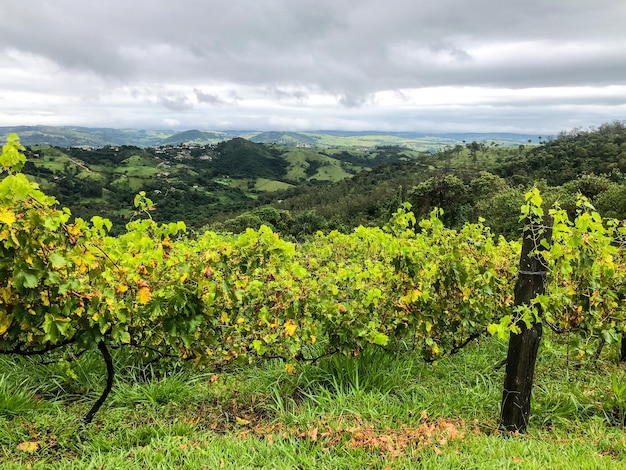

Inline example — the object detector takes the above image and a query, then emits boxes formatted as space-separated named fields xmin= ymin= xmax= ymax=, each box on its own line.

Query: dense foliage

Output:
xmin=262 ymin=121 xmax=626 ymax=239
xmin=2 ymin=132 xmax=626 ymax=427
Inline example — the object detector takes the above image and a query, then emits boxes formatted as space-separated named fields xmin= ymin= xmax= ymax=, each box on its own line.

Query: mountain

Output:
xmin=0 ymin=126 xmax=543 ymax=149
xmin=249 ymin=131 xmax=319 ymax=146
xmin=0 ymin=126 xmax=172 ymax=147
xmin=159 ymin=130 xmax=230 ymax=146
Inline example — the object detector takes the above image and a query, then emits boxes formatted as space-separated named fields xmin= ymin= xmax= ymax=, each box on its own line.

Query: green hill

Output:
xmin=212 ymin=138 xmax=288 ymax=180
xmin=0 ymin=126 xmax=172 ymax=147
xmin=249 ymin=131 xmax=319 ymax=146
xmin=0 ymin=125 xmax=539 ymax=149
xmin=222 ymin=122 xmax=626 ymax=239
xmin=17 ymin=136 xmax=422 ymax=233
xmin=14 ymin=122 xmax=626 ymax=240
xmin=160 ymin=130 xmax=228 ymax=145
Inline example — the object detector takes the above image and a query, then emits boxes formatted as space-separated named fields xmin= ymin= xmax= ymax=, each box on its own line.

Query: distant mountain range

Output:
xmin=0 ymin=125 xmax=543 ymax=150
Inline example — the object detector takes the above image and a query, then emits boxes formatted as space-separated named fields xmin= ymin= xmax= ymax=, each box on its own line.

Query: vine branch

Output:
xmin=83 ymin=340 xmax=114 ymax=425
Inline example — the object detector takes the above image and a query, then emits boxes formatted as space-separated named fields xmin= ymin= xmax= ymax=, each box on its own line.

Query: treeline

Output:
xmin=220 ymin=121 xmax=626 ymax=239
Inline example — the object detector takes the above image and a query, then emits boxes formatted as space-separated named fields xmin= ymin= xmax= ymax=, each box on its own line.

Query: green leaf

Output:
xmin=42 ymin=314 xmax=59 ymax=343
xmin=14 ymin=269 xmax=40 ymax=289
xmin=48 ymin=252 xmax=67 ymax=268
xmin=252 ymin=339 xmax=268 ymax=354
xmin=0 ymin=174 xmax=34 ymax=201
xmin=0 ymin=134 xmax=26 ymax=172
xmin=113 ymin=327 xmax=131 ymax=344
xmin=369 ymin=332 xmax=389 ymax=346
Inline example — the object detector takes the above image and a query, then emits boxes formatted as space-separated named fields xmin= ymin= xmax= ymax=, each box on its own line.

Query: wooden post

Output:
xmin=500 ymin=219 xmax=552 ymax=433
xmin=621 ymin=335 xmax=626 ymax=362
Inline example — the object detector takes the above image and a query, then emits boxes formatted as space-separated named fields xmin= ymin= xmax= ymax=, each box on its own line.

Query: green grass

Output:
xmin=254 ymin=178 xmax=295 ymax=192
xmin=110 ymin=175 xmax=151 ymax=192
xmin=281 ymin=148 xmax=361 ymax=183
xmin=1 ymin=337 xmax=625 ymax=468
xmin=310 ymin=163 xmax=353 ymax=182
xmin=299 ymin=133 xmax=458 ymax=151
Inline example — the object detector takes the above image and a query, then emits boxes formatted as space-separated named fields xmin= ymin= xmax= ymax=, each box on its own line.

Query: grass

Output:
xmin=1 ymin=336 xmax=625 ymax=468
xmin=281 ymin=148 xmax=361 ymax=183
xmin=310 ymin=163 xmax=353 ymax=182
xmin=254 ymin=178 xmax=295 ymax=192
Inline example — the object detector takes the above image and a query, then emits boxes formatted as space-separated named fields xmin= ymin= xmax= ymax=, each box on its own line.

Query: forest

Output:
xmin=16 ymin=121 xmax=626 ymax=241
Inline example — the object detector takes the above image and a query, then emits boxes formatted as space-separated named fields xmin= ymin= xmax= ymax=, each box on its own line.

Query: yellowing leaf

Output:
xmin=0 ymin=208 xmax=16 ymax=226
xmin=16 ymin=441 xmax=40 ymax=452
xmin=0 ymin=286 xmax=11 ymax=303
xmin=310 ymin=335 xmax=316 ymax=345
xmin=284 ymin=319 xmax=297 ymax=337
xmin=115 ymin=283 xmax=129 ymax=294
xmin=285 ymin=363 xmax=296 ymax=375
xmin=235 ymin=416 xmax=251 ymax=425
xmin=402 ymin=288 xmax=421 ymax=303
xmin=0 ymin=309 xmax=12 ymax=335
xmin=138 ymin=286 xmax=152 ymax=304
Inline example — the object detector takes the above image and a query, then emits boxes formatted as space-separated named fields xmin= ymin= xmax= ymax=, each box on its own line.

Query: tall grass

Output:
xmin=1 ymin=335 xmax=625 ymax=468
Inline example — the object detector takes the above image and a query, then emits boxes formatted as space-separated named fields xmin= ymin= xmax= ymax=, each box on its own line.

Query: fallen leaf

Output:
xmin=17 ymin=441 xmax=40 ymax=452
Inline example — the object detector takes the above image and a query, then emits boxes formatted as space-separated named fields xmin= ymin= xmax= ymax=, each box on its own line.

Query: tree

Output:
xmin=408 ymin=175 xmax=468 ymax=227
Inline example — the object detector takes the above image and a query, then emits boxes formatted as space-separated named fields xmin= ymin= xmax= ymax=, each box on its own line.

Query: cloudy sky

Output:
xmin=1 ymin=0 xmax=625 ymax=134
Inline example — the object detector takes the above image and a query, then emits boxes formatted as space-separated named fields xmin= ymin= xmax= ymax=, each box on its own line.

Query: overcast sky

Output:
xmin=1 ymin=0 xmax=625 ymax=134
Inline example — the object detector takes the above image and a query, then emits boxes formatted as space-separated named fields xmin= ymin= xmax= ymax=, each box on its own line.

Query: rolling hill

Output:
xmin=0 ymin=125 xmax=541 ymax=149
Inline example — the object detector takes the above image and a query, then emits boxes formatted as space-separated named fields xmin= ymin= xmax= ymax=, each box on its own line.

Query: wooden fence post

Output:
xmin=500 ymin=218 xmax=552 ymax=433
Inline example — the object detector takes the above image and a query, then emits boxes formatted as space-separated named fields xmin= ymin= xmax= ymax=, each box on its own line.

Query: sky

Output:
xmin=1 ymin=0 xmax=625 ymax=134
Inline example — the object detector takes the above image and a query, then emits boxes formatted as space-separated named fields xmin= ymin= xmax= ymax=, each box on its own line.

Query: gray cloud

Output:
xmin=0 ymin=0 xmax=625 ymax=132
xmin=158 ymin=93 xmax=194 ymax=112
xmin=194 ymin=88 xmax=227 ymax=105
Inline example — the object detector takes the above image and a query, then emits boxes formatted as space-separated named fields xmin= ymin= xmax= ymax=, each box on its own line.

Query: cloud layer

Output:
xmin=1 ymin=0 xmax=624 ymax=133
